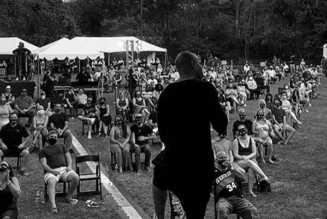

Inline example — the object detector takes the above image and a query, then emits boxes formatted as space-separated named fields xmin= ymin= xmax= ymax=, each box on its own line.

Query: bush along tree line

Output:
xmin=1 ymin=0 xmax=326 ymax=64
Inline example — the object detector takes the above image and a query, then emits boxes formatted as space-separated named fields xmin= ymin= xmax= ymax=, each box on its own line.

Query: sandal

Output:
xmin=66 ymin=198 xmax=78 ymax=205
xmin=51 ymin=207 xmax=59 ymax=214
xmin=86 ymin=200 xmax=99 ymax=208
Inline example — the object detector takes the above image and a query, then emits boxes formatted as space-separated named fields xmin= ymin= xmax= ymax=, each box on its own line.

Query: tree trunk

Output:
xmin=235 ymin=0 xmax=241 ymax=39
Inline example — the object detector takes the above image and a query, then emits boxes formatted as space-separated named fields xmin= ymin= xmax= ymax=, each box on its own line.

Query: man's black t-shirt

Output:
xmin=130 ymin=124 xmax=153 ymax=146
xmin=0 ymin=123 xmax=29 ymax=147
xmin=83 ymin=104 xmax=96 ymax=116
xmin=271 ymin=107 xmax=286 ymax=124
xmin=49 ymin=113 xmax=68 ymax=129
xmin=36 ymin=97 xmax=51 ymax=110
xmin=233 ymin=119 xmax=253 ymax=137
xmin=39 ymin=144 xmax=68 ymax=169
xmin=157 ymin=79 xmax=228 ymax=173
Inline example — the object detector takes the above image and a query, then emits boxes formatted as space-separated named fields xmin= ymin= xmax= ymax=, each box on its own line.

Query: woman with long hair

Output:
xmin=32 ymin=105 xmax=48 ymax=151
xmin=132 ymin=90 xmax=150 ymax=123
xmin=252 ymin=109 xmax=274 ymax=164
xmin=232 ymin=124 xmax=269 ymax=197
xmin=110 ymin=115 xmax=132 ymax=172
xmin=0 ymin=97 xmax=13 ymax=130
xmin=0 ymin=161 xmax=21 ymax=219
xmin=116 ymin=92 xmax=129 ymax=121
xmin=265 ymin=93 xmax=274 ymax=110
xmin=96 ymin=97 xmax=112 ymax=137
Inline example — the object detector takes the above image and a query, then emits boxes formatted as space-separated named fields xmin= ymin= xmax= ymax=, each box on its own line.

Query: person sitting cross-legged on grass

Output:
xmin=130 ymin=113 xmax=156 ymax=174
xmin=49 ymin=104 xmax=73 ymax=152
xmin=39 ymin=131 xmax=80 ymax=214
xmin=271 ymin=99 xmax=296 ymax=145
xmin=110 ymin=115 xmax=132 ymax=173
xmin=77 ymin=95 xmax=99 ymax=139
xmin=214 ymin=151 xmax=260 ymax=219
xmin=0 ymin=113 xmax=30 ymax=176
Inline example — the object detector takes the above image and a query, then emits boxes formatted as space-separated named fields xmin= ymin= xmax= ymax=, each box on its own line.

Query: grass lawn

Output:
xmin=4 ymin=148 xmax=121 ymax=219
xmin=69 ymin=76 xmax=327 ymax=219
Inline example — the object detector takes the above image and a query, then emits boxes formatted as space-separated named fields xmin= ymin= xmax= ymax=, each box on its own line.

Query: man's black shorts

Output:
xmin=1 ymin=148 xmax=25 ymax=157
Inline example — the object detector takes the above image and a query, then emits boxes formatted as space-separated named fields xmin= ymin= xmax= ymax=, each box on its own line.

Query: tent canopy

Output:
xmin=34 ymin=38 xmax=104 ymax=60
xmin=71 ymin=37 xmax=167 ymax=53
xmin=0 ymin=37 xmax=39 ymax=55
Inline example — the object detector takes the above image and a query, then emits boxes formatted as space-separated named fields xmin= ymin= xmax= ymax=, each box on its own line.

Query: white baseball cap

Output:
xmin=5 ymin=85 xmax=11 ymax=89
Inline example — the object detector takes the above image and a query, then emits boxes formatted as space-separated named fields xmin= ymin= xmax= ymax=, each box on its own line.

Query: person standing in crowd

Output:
xmin=14 ymin=89 xmax=35 ymax=128
xmin=0 ymin=161 xmax=21 ymax=219
xmin=153 ymin=51 xmax=228 ymax=219
xmin=1 ymin=86 xmax=15 ymax=107
xmin=43 ymin=70 xmax=56 ymax=100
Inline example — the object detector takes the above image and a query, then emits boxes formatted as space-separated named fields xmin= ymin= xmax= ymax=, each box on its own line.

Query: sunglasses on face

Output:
xmin=0 ymin=164 xmax=9 ymax=172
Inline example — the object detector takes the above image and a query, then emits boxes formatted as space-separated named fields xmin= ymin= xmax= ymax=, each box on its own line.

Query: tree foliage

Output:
xmin=0 ymin=0 xmax=326 ymax=63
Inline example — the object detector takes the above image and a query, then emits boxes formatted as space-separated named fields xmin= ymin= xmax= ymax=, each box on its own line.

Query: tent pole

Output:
xmin=38 ymin=57 xmax=40 ymax=98
xmin=101 ymin=58 xmax=104 ymax=97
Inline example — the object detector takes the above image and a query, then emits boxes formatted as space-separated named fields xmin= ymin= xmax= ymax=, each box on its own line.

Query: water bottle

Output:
xmin=39 ymin=191 xmax=44 ymax=204
xmin=35 ymin=190 xmax=40 ymax=208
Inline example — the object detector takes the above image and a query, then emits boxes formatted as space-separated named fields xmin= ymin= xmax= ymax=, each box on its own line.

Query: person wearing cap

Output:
xmin=1 ymin=85 xmax=15 ymax=106
xmin=0 ymin=113 xmax=30 ymax=176
xmin=232 ymin=108 xmax=253 ymax=138
xmin=0 ymin=161 xmax=21 ymax=219
xmin=14 ymin=89 xmax=35 ymax=128
xmin=130 ymin=113 xmax=156 ymax=174
xmin=36 ymin=91 xmax=52 ymax=117
xmin=39 ymin=130 xmax=80 ymax=213
xmin=0 ymin=96 xmax=13 ymax=130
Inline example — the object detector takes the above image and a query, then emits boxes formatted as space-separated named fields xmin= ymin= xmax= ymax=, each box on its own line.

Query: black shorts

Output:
xmin=2 ymin=147 xmax=25 ymax=157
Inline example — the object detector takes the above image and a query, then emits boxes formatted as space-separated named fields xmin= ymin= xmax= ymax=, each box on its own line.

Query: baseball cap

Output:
xmin=5 ymin=85 xmax=11 ymax=89
xmin=22 ymin=89 xmax=27 ymax=92
xmin=238 ymin=108 xmax=246 ymax=115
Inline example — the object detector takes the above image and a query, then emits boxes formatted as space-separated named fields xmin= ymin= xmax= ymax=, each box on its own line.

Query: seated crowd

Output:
xmin=0 ymin=56 xmax=323 ymax=217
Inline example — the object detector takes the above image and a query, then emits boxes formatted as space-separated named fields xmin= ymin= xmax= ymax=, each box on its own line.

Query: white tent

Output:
xmin=34 ymin=38 xmax=104 ymax=60
xmin=0 ymin=37 xmax=39 ymax=55
xmin=323 ymin=44 xmax=327 ymax=58
xmin=71 ymin=36 xmax=167 ymax=53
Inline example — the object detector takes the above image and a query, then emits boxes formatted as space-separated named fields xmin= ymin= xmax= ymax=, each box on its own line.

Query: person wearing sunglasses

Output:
xmin=0 ymin=161 xmax=21 ymax=219
xmin=232 ymin=124 xmax=269 ymax=197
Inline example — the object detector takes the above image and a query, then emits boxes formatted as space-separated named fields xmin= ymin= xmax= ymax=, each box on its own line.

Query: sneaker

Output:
xmin=87 ymin=133 xmax=91 ymax=139
xmin=18 ymin=169 xmax=30 ymax=176
xmin=90 ymin=118 xmax=96 ymax=125
xmin=97 ymin=132 xmax=102 ymax=137
xmin=309 ymin=103 xmax=312 ymax=107
xmin=244 ymin=104 xmax=247 ymax=106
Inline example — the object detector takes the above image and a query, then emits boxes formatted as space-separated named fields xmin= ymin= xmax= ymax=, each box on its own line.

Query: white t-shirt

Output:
xmin=244 ymin=65 xmax=250 ymax=72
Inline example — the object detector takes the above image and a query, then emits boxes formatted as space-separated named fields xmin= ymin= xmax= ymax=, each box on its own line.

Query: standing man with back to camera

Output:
xmin=152 ymin=51 xmax=228 ymax=219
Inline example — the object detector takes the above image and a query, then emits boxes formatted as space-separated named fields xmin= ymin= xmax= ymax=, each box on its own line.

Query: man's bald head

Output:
xmin=175 ymin=51 xmax=203 ymax=79
xmin=216 ymin=151 xmax=227 ymax=160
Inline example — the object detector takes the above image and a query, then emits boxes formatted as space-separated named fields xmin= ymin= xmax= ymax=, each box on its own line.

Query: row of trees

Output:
xmin=1 ymin=0 xmax=326 ymax=64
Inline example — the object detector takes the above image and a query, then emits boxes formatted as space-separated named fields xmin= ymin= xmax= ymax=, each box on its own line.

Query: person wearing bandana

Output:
xmin=39 ymin=131 xmax=79 ymax=213
xmin=130 ymin=113 xmax=156 ymax=174
xmin=0 ymin=113 xmax=30 ymax=176
xmin=214 ymin=151 xmax=259 ymax=219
